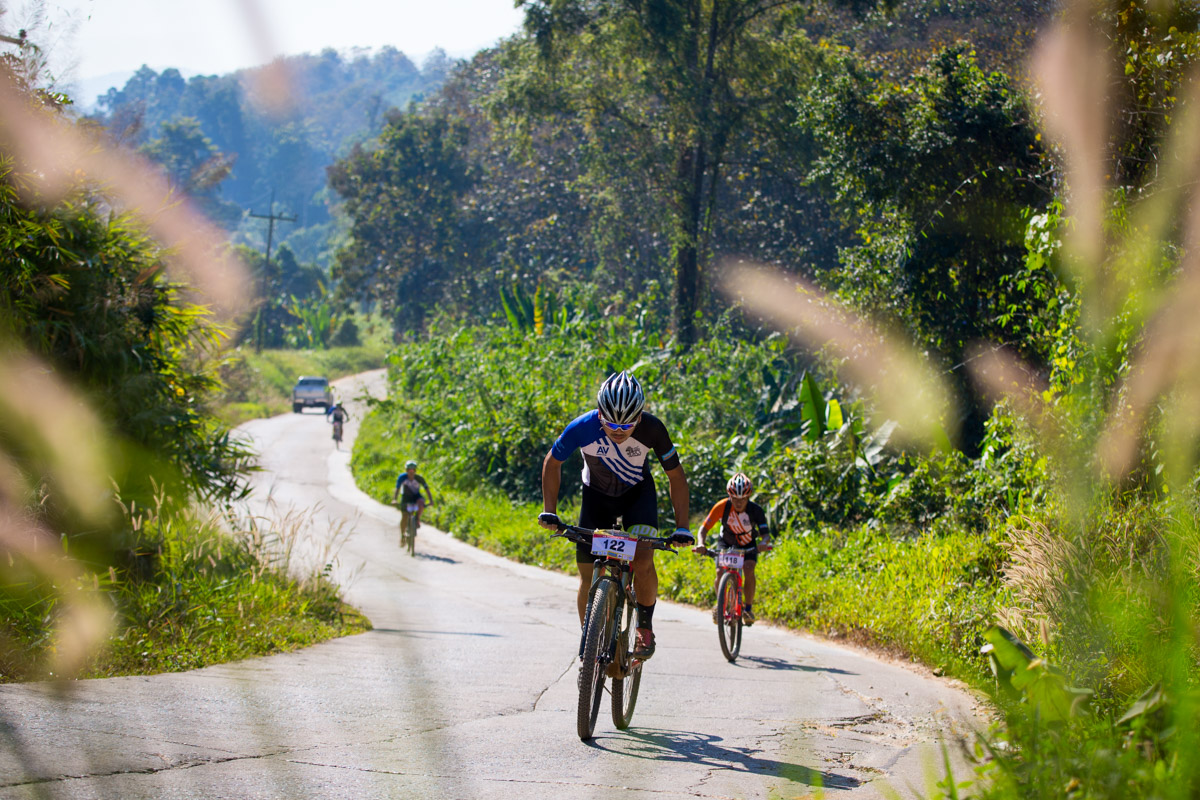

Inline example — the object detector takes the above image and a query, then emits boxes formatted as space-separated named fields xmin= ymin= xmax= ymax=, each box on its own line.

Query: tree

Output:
xmin=799 ymin=45 xmax=1051 ymax=447
xmin=328 ymin=109 xmax=476 ymax=331
xmin=506 ymin=0 xmax=819 ymax=345
xmin=0 ymin=157 xmax=252 ymax=502
xmin=141 ymin=116 xmax=240 ymax=225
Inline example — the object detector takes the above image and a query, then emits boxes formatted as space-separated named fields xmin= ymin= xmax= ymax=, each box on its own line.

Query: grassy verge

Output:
xmin=351 ymin=405 xmax=1004 ymax=680
xmin=213 ymin=344 xmax=388 ymax=426
xmin=0 ymin=498 xmax=370 ymax=683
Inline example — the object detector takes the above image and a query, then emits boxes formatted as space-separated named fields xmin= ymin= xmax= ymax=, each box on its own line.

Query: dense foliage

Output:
xmin=343 ymin=1 xmax=1200 ymax=797
xmin=0 ymin=57 xmax=365 ymax=681
xmin=0 ymin=158 xmax=251 ymax=504
xmin=330 ymin=4 xmax=1053 ymax=445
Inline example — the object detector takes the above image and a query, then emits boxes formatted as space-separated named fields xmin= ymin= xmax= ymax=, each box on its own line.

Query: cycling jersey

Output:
xmin=550 ymin=410 xmax=681 ymax=497
xmin=395 ymin=473 xmax=431 ymax=503
xmin=701 ymin=498 xmax=769 ymax=548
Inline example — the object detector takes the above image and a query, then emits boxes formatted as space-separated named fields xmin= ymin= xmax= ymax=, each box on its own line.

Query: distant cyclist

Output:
xmin=392 ymin=460 xmax=433 ymax=528
xmin=326 ymin=402 xmax=350 ymax=424
xmin=539 ymin=371 xmax=692 ymax=660
xmin=693 ymin=472 xmax=771 ymax=625
xmin=326 ymin=402 xmax=351 ymax=445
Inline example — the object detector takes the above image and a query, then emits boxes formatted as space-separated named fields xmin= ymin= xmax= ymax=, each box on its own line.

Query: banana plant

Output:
xmin=287 ymin=284 xmax=338 ymax=348
xmin=500 ymin=281 xmax=567 ymax=335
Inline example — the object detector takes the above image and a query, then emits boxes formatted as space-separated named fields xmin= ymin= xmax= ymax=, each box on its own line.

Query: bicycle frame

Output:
xmin=705 ymin=543 xmax=770 ymax=604
xmin=579 ymin=554 xmax=636 ymax=665
xmin=717 ymin=563 xmax=744 ymax=615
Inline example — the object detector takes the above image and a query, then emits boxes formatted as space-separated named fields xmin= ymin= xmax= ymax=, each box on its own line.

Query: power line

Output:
xmin=249 ymin=191 xmax=297 ymax=353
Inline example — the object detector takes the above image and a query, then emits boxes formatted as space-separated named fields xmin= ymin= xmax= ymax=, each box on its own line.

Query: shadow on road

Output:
xmin=733 ymin=655 xmax=856 ymax=675
xmin=413 ymin=552 xmax=458 ymax=564
xmin=592 ymin=727 xmax=863 ymax=790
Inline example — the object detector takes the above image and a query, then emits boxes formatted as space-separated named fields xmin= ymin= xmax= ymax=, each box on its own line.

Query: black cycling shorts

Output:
xmin=575 ymin=479 xmax=659 ymax=563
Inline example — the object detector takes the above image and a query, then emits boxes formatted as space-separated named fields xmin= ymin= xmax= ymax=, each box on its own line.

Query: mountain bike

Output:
xmin=538 ymin=512 xmax=676 ymax=741
xmin=700 ymin=544 xmax=771 ymax=662
xmin=399 ymin=501 xmax=430 ymax=556
xmin=331 ymin=418 xmax=344 ymax=447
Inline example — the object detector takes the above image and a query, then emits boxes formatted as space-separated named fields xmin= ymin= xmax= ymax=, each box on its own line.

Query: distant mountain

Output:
xmin=65 ymin=70 xmax=141 ymax=112
xmin=90 ymin=48 xmax=452 ymax=267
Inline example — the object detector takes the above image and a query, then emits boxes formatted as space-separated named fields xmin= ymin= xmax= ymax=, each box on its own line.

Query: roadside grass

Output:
xmin=214 ymin=343 xmax=388 ymax=425
xmin=0 ymin=497 xmax=370 ymax=683
xmin=351 ymin=406 xmax=1004 ymax=680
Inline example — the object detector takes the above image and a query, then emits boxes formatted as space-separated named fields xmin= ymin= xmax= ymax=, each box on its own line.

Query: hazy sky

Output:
xmin=33 ymin=0 xmax=526 ymax=82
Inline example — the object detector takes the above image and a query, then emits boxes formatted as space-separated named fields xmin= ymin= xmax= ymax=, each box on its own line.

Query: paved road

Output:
xmin=0 ymin=371 xmax=985 ymax=799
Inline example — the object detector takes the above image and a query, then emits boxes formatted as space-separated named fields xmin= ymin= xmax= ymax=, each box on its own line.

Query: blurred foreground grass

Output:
xmin=1 ymin=492 xmax=370 ymax=683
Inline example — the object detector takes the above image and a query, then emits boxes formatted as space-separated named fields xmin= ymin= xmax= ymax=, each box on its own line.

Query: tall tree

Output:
xmin=507 ymin=0 xmax=814 ymax=345
xmin=328 ymin=109 xmax=476 ymax=331
xmin=141 ymin=117 xmax=239 ymax=225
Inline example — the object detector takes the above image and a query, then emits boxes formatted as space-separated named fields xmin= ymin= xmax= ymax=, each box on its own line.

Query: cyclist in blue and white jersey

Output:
xmin=539 ymin=371 xmax=692 ymax=660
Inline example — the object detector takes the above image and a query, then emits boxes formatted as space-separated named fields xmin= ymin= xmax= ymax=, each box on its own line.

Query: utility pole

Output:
xmin=249 ymin=191 xmax=297 ymax=352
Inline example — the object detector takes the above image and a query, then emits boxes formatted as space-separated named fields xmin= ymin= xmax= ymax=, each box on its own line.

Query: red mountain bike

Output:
xmin=700 ymin=544 xmax=771 ymax=662
xmin=539 ymin=512 xmax=675 ymax=740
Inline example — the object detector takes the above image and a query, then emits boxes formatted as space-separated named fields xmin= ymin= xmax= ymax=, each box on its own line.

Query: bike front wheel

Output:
xmin=611 ymin=599 xmax=642 ymax=730
xmin=406 ymin=513 xmax=417 ymax=556
xmin=578 ymin=579 xmax=616 ymax=740
xmin=717 ymin=571 xmax=743 ymax=662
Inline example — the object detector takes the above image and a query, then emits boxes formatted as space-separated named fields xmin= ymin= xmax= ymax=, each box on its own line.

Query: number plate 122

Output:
xmin=592 ymin=535 xmax=637 ymax=561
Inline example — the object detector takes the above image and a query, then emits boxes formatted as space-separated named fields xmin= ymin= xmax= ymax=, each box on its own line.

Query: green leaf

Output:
xmin=981 ymin=626 xmax=1090 ymax=723
xmin=826 ymin=398 xmax=843 ymax=429
xmin=799 ymin=371 xmax=826 ymax=443
xmin=1117 ymin=683 xmax=1166 ymax=726
xmin=499 ymin=286 xmax=521 ymax=331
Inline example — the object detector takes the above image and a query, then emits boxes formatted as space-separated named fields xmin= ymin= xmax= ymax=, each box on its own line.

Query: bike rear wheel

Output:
xmin=578 ymin=579 xmax=616 ymax=740
xmin=717 ymin=572 xmax=743 ymax=662
xmin=611 ymin=599 xmax=642 ymax=730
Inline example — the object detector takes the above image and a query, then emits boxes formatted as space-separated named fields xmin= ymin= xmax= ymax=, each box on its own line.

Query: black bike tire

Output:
xmin=578 ymin=579 xmax=615 ymax=740
xmin=717 ymin=572 xmax=743 ymax=662
xmin=406 ymin=513 xmax=417 ymax=556
xmin=611 ymin=600 xmax=642 ymax=730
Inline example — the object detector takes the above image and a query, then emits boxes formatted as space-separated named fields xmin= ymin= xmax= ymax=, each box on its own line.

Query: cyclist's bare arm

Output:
xmin=664 ymin=464 xmax=689 ymax=538
xmin=540 ymin=451 xmax=564 ymax=527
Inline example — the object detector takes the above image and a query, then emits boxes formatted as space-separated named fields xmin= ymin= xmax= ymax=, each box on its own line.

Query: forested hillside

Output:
xmin=331 ymin=0 xmax=1052 ymax=444
xmin=90 ymin=48 xmax=451 ymax=266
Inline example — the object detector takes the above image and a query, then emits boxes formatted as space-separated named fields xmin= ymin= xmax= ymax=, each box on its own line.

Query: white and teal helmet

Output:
xmin=597 ymin=371 xmax=645 ymax=425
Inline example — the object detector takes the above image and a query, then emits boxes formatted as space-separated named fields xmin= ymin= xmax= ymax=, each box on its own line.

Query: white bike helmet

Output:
xmin=727 ymin=472 xmax=753 ymax=499
xmin=596 ymin=371 xmax=645 ymax=425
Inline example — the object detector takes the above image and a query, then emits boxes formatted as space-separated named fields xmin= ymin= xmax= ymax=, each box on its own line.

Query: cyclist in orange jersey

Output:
xmin=693 ymin=472 xmax=771 ymax=625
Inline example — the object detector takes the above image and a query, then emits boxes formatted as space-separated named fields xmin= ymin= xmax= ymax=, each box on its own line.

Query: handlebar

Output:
xmin=697 ymin=543 xmax=773 ymax=558
xmin=538 ymin=512 xmax=678 ymax=552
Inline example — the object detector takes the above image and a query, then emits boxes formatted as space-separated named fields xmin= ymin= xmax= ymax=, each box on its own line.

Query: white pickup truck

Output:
xmin=291 ymin=376 xmax=333 ymax=413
